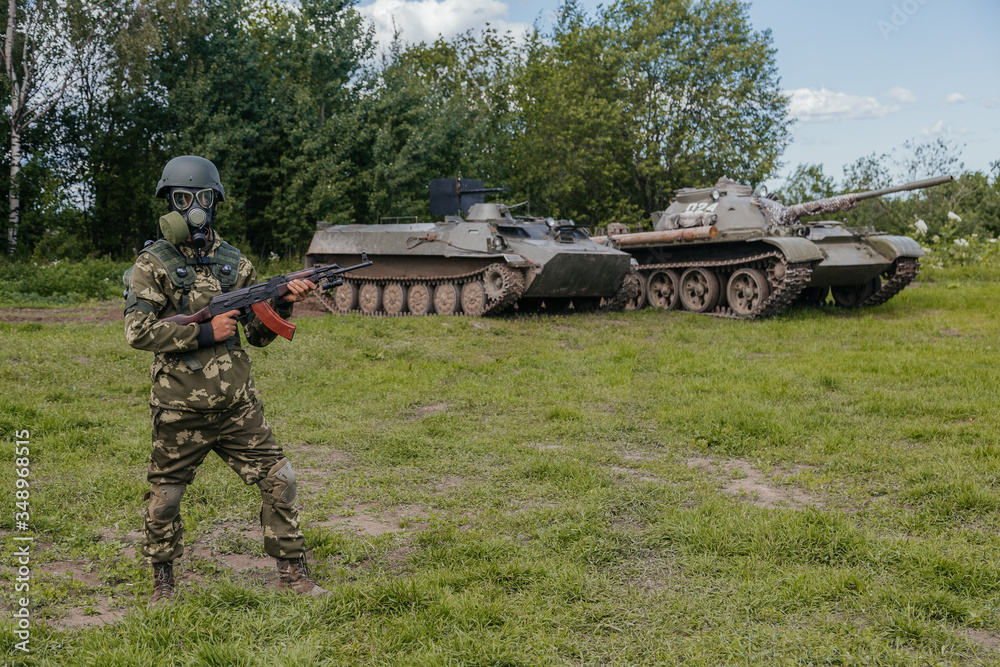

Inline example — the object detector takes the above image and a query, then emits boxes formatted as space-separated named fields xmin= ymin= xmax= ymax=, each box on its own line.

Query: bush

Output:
xmin=0 ymin=252 xmax=305 ymax=306
xmin=0 ymin=257 xmax=134 ymax=305
xmin=918 ymin=233 xmax=1000 ymax=269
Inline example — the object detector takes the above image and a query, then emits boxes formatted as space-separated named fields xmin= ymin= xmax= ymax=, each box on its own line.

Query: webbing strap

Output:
xmin=124 ymin=299 xmax=157 ymax=316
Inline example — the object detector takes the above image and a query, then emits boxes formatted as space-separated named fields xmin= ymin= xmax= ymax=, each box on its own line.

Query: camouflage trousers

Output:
xmin=143 ymin=399 xmax=305 ymax=564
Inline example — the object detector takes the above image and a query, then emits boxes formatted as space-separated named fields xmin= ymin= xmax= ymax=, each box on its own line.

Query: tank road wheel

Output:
xmin=726 ymin=268 xmax=770 ymax=318
xmin=625 ymin=273 xmax=647 ymax=311
xmin=679 ymin=268 xmax=721 ymax=313
xmin=333 ymin=282 xmax=358 ymax=313
xmin=461 ymin=281 xmax=487 ymax=316
xmin=433 ymin=282 xmax=460 ymax=315
xmin=408 ymin=284 xmax=433 ymax=316
xmin=647 ymin=270 xmax=681 ymax=310
xmin=383 ymin=283 xmax=408 ymax=316
xmin=831 ymin=280 xmax=877 ymax=309
xmin=358 ymin=283 xmax=383 ymax=314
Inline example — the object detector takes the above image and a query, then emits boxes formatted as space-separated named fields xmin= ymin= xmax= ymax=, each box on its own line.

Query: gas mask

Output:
xmin=165 ymin=188 xmax=217 ymax=250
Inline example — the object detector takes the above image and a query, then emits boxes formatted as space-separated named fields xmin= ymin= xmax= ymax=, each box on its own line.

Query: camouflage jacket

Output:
xmin=124 ymin=233 xmax=292 ymax=412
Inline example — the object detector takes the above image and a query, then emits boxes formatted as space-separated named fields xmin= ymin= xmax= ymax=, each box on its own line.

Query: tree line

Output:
xmin=2 ymin=0 xmax=996 ymax=262
xmin=1 ymin=0 xmax=790 ymax=259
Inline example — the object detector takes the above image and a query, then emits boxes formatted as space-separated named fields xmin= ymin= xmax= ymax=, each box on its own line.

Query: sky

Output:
xmin=355 ymin=0 xmax=1000 ymax=187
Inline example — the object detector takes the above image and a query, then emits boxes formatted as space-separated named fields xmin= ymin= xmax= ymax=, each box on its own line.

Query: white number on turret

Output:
xmin=684 ymin=203 xmax=719 ymax=213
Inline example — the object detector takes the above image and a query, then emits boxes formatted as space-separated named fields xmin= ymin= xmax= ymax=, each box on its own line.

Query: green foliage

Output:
xmin=6 ymin=0 xmax=372 ymax=259
xmin=777 ymin=163 xmax=837 ymax=203
xmin=0 ymin=257 xmax=133 ymax=304
xmin=151 ymin=0 xmax=372 ymax=256
xmin=355 ymin=27 xmax=524 ymax=223
xmin=781 ymin=138 xmax=1000 ymax=244
xmin=0 ymin=251 xmax=300 ymax=306
xmin=7 ymin=0 xmax=794 ymax=258
xmin=514 ymin=0 xmax=790 ymax=229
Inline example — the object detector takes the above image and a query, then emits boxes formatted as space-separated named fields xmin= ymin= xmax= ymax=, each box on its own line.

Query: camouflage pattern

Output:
xmin=124 ymin=233 xmax=292 ymax=412
xmin=143 ymin=400 xmax=305 ymax=563
xmin=127 ymin=233 xmax=305 ymax=565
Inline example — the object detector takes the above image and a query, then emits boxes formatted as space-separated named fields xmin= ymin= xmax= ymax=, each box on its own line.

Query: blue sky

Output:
xmin=356 ymin=0 xmax=1000 ymax=187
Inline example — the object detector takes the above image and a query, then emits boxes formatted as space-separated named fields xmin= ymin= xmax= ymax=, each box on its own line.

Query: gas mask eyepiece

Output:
xmin=171 ymin=188 xmax=215 ymax=212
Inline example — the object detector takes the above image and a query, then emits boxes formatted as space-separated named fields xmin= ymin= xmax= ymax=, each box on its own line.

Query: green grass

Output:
xmin=2 ymin=271 xmax=1000 ymax=664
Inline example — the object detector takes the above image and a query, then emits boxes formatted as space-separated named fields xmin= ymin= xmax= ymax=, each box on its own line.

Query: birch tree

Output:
xmin=1 ymin=0 xmax=123 ymax=255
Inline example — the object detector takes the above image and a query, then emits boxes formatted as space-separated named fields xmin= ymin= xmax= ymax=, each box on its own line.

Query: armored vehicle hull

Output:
xmin=306 ymin=205 xmax=636 ymax=317
xmin=594 ymin=176 xmax=950 ymax=319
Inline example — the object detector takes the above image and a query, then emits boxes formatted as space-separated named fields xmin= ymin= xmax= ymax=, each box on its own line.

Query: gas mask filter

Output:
xmin=159 ymin=211 xmax=189 ymax=246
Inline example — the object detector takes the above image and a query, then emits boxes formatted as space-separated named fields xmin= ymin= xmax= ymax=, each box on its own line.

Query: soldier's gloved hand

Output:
xmin=212 ymin=310 xmax=241 ymax=342
xmin=282 ymin=279 xmax=317 ymax=304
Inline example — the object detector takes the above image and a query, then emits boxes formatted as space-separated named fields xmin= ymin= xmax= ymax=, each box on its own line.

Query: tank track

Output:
xmin=637 ymin=251 xmax=813 ymax=320
xmin=316 ymin=263 xmax=526 ymax=317
xmin=861 ymin=257 xmax=920 ymax=308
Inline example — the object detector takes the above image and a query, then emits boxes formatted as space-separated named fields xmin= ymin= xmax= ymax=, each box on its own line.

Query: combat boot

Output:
xmin=150 ymin=561 xmax=175 ymax=606
xmin=276 ymin=556 xmax=329 ymax=597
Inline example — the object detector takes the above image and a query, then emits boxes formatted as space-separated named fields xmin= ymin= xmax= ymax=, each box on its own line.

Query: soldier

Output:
xmin=124 ymin=155 xmax=325 ymax=604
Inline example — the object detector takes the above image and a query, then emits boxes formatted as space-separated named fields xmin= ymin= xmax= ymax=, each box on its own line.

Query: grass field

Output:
xmin=1 ymin=269 xmax=1000 ymax=665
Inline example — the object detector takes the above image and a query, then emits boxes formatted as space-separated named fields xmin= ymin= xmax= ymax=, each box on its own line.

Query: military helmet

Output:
xmin=155 ymin=155 xmax=226 ymax=201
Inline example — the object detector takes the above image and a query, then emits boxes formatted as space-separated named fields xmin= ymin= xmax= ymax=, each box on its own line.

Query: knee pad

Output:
xmin=262 ymin=458 xmax=296 ymax=507
xmin=146 ymin=484 xmax=185 ymax=523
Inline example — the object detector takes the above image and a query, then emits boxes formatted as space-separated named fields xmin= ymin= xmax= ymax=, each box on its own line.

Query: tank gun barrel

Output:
xmin=771 ymin=174 xmax=954 ymax=225
xmin=851 ymin=175 xmax=954 ymax=202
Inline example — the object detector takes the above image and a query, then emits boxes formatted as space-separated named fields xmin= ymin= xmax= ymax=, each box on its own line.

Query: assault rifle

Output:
xmin=160 ymin=254 xmax=372 ymax=340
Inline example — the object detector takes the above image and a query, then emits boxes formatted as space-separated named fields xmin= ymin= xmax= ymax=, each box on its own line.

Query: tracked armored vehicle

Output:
xmin=305 ymin=178 xmax=637 ymax=316
xmin=592 ymin=176 xmax=952 ymax=319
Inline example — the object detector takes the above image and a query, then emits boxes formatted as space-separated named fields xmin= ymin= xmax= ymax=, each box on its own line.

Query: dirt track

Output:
xmin=0 ymin=295 xmax=330 ymax=324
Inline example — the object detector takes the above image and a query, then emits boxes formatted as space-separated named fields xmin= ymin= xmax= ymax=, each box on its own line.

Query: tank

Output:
xmin=305 ymin=178 xmax=638 ymax=316
xmin=592 ymin=175 xmax=953 ymax=319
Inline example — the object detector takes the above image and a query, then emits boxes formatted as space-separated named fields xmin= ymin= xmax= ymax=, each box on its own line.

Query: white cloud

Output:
xmin=942 ymin=92 xmax=966 ymax=105
xmin=357 ymin=0 xmax=531 ymax=47
xmin=919 ymin=119 xmax=946 ymax=136
xmin=785 ymin=88 xmax=900 ymax=122
xmin=919 ymin=119 xmax=975 ymax=137
xmin=979 ymin=96 xmax=1000 ymax=109
xmin=885 ymin=87 xmax=917 ymax=104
